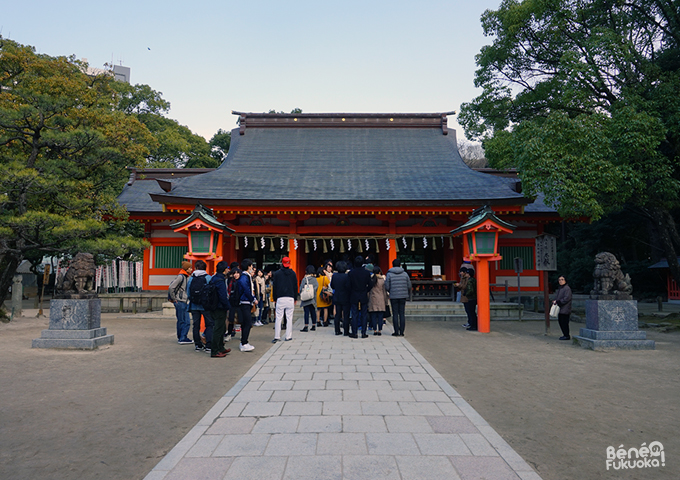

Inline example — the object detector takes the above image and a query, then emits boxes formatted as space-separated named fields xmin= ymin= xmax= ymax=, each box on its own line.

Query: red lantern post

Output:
xmin=451 ymin=206 xmax=515 ymax=333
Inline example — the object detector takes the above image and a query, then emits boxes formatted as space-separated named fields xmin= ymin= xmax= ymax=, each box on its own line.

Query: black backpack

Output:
xmin=200 ymin=281 xmax=221 ymax=311
xmin=228 ymin=278 xmax=241 ymax=307
xmin=188 ymin=275 xmax=207 ymax=303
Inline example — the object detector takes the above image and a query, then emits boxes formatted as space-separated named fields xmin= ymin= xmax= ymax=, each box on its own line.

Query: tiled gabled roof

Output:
xmin=149 ymin=112 xmax=527 ymax=207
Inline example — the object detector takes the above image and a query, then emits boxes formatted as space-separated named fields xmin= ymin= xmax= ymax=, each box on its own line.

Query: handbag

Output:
xmin=383 ymin=304 xmax=391 ymax=319
xmin=321 ymin=286 xmax=333 ymax=302
xmin=549 ymin=303 xmax=560 ymax=318
xmin=300 ymin=277 xmax=315 ymax=302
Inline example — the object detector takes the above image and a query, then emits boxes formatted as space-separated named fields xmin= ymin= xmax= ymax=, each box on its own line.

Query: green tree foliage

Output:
xmin=459 ymin=0 xmax=680 ymax=284
xmin=112 ymin=82 xmax=215 ymax=168
xmin=209 ymin=129 xmax=231 ymax=163
xmin=0 ymin=38 xmax=153 ymax=308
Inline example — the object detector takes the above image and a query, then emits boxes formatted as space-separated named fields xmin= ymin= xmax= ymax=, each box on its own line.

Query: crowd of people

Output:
xmin=167 ymin=254 xmax=416 ymax=358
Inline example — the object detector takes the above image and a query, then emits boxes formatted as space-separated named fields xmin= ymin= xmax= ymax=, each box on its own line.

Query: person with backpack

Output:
xmin=299 ymin=265 xmax=319 ymax=332
xmin=237 ymin=259 xmax=258 ymax=352
xmin=168 ymin=261 xmax=193 ymax=345
xmin=187 ymin=260 xmax=213 ymax=353
xmin=207 ymin=261 xmax=232 ymax=358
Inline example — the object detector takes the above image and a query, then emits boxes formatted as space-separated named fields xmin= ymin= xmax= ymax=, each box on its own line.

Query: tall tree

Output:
xmin=209 ymin=129 xmax=231 ymax=164
xmin=0 ymin=38 xmax=153 ymax=311
xmin=112 ymin=82 xmax=215 ymax=168
xmin=459 ymin=0 xmax=680 ymax=283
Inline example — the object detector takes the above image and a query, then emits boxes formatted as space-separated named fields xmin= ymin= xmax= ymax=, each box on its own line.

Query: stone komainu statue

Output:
xmin=55 ymin=253 xmax=97 ymax=294
xmin=591 ymin=252 xmax=633 ymax=296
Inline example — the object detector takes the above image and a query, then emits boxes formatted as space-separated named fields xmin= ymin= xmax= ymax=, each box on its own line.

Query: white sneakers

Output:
xmin=239 ymin=343 xmax=255 ymax=352
xmin=254 ymin=321 xmax=263 ymax=327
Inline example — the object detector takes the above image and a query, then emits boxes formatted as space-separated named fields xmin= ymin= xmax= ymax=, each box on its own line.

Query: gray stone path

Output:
xmin=144 ymin=319 xmax=542 ymax=480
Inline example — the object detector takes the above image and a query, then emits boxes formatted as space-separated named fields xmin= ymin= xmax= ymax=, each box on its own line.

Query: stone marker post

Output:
xmin=12 ymin=275 xmax=23 ymax=318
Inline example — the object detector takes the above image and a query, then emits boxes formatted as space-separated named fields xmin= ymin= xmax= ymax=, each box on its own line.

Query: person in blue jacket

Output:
xmin=348 ymin=255 xmax=373 ymax=338
xmin=208 ymin=261 xmax=231 ymax=358
xmin=237 ymin=259 xmax=258 ymax=352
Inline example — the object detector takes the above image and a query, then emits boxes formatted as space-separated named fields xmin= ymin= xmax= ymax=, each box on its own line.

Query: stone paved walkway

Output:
xmin=144 ymin=319 xmax=542 ymax=480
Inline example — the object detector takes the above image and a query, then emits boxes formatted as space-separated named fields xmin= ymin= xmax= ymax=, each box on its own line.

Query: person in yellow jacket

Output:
xmin=316 ymin=263 xmax=333 ymax=327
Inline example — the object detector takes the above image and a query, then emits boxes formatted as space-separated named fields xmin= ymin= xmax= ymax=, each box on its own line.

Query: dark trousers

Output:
xmin=238 ymin=304 xmax=253 ymax=345
xmin=390 ymin=298 xmax=406 ymax=335
xmin=303 ymin=304 xmax=317 ymax=325
xmin=211 ymin=308 xmax=228 ymax=355
xmin=464 ymin=300 xmax=478 ymax=330
xmin=370 ymin=311 xmax=384 ymax=331
xmin=227 ymin=307 xmax=239 ymax=336
xmin=191 ymin=310 xmax=213 ymax=349
xmin=351 ymin=301 xmax=368 ymax=335
xmin=335 ymin=302 xmax=350 ymax=335
xmin=558 ymin=313 xmax=570 ymax=337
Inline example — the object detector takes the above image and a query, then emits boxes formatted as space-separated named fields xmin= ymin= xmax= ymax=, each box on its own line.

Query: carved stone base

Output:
xmin=32 ymin=298 xmax=114 ymax=350
xmin=574 ymin=299 xmax=654 ymax=351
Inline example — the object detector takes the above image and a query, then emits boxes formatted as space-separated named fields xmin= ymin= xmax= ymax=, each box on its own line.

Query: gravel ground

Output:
xmin=0 ymin=309 xmax=677 ymax=479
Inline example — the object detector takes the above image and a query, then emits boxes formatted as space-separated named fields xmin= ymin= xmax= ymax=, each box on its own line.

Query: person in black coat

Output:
xmin=330 ymin=260 xmax=351 ymax=336
xmin=347 ymin=255 xmax=373 ymax=338
xmin=208 ymin=261 xmax=231 ymax=358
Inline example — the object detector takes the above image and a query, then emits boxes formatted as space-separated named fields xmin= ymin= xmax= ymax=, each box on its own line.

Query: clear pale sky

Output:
xmin=4 ymin=0 xmax=501 ymax=141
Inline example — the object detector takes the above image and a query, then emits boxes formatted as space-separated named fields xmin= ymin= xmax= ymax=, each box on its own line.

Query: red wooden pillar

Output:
xmin=387 ymin=220 xmax=397 ymax=271
xmin=476 ymin=258 xmax=491 ymax=333
xmin=388 ymin=239 xmax=397 ymax=270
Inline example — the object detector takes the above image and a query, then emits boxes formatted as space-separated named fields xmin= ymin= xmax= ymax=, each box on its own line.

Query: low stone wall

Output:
xmin=98 ymin=292 xmax=167 ymax=313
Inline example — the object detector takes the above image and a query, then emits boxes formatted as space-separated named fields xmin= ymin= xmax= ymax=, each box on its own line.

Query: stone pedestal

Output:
xmin=162 ymin=302 xmax=176 ymax=317
xmin=574 ymin=299 xmax=654 ymax=350
xmin=32 ymin=297 xmax=114 ymax=350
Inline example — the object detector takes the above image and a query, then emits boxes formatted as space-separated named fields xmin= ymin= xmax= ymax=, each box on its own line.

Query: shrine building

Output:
xmin=118 ymin=111 xmax=559 ymax=298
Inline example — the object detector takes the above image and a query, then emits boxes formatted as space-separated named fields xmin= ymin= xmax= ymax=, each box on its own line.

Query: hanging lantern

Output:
xmin=451 ymin=206 xmax=515 ymax=261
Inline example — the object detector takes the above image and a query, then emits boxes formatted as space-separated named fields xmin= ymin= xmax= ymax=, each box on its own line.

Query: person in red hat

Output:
xmin=272 ymin=256 xmax=298 ymax=342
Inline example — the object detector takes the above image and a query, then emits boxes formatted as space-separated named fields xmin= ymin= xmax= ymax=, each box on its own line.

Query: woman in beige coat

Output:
xmin=368 ymin=266 xmax=388 ymax=335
